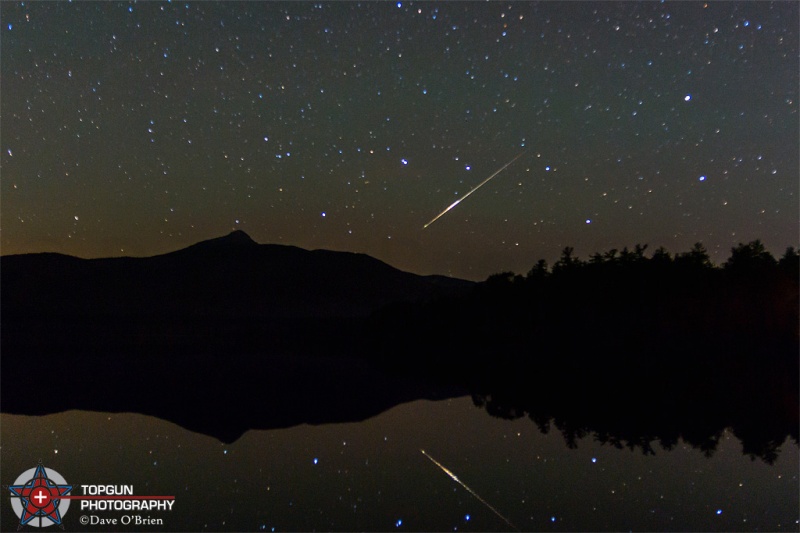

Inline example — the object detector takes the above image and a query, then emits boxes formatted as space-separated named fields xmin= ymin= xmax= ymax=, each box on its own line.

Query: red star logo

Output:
xmin=8 ymin=465 xmax=72 ymax=527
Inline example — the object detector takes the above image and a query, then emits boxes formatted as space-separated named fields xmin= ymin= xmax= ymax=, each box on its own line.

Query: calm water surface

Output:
xmin=2 ymin=397 xmax=798 ymax=532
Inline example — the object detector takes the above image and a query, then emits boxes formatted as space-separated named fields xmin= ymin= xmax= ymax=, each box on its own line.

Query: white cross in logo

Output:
xmin=33 ymin=491 xmax=49 ymax=504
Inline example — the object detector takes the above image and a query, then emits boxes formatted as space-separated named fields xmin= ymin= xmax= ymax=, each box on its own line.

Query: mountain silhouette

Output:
xmin=2 ymin=230 xmax=472 ymax=321
xmin=1 ymin=231 xmax=474 ymax=441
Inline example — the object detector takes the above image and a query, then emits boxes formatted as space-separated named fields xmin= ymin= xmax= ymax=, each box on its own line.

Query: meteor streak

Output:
xmin=423 ymin=148 xmax=530 ymax=229
xmin=420 ymin=449 xmax=519 ymax=531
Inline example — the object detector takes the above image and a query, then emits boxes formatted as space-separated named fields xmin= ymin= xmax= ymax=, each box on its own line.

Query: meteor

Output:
xmin=423 ymin=148 xmax=530 ymax=229
xmin=420 ymin=449 xmax=519 ymax=531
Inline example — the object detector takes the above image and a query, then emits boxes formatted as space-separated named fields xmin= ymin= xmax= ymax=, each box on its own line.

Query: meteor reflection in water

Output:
xmin=420 ymin=449 xmax=519 ymax=531
xmin=423 ymin=148 xmax=530 ymax=229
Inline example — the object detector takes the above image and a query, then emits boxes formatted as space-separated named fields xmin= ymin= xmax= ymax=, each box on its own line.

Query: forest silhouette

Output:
xmin=366 ymin=240 xmax=799 ymax=462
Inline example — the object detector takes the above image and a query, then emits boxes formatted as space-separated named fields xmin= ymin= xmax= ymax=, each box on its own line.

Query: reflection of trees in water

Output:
xmin=371 ymin=241 xmax=799 ymax=464
xmin=471 ymin=388 xmax=795 ymax=464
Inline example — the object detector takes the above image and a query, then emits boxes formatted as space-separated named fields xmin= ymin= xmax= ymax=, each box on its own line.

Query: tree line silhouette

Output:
xmin=495 ymin=239 xmax=796 ymax=285
xmin=366 ymin=240 xmax=799 ymax=462
xmin=368 ymin=239 xmax=798 ymax=365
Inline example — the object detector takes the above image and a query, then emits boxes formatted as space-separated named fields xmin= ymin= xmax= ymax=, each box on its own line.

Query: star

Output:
xmin=8 ymin=465 xmax=73 ymax=527
xmin=0 ymin=1 xmax=795 ymax=279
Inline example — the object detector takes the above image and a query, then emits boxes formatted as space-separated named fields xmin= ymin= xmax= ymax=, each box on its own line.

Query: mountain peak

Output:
xmin=221 ymin=230 xmax=257 ymax=246
xmin=179 ymin=230 xmax=258 ymax=253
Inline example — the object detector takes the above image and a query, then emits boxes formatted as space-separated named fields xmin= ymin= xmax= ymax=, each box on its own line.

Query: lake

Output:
xmin=2 ymin=397 xmax=797 ymax=531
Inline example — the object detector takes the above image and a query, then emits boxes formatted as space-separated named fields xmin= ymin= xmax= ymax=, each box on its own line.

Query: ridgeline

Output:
xmin=2 ymin=236 xmax=797 ymax=457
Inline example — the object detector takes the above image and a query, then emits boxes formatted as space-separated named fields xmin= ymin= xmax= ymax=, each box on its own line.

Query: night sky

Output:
xmin=2 ymin=1 xmax=797 ymax=280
